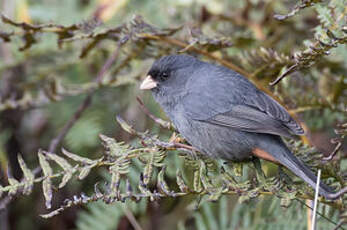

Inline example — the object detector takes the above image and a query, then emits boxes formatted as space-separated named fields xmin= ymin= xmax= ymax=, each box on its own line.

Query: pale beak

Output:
xmin=140 ymin=75 xmax=158 ymax=90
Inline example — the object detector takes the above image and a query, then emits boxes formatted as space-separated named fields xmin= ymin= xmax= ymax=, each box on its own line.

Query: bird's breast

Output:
xmin=170 ymin=113 xmax=256 ymax=161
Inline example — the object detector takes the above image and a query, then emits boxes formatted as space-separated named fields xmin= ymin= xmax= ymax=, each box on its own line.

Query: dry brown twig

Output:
xmin=136 ymin=96 xmax=174 ymax=130
xmin=323 ymin=138 xmax=342 ymax=162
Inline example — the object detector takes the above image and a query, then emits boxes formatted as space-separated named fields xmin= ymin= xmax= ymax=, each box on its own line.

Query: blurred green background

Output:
xmin=0 ymin=0 xmax=346 ymax=229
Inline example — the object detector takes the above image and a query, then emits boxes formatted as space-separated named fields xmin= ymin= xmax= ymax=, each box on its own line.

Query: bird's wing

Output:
xmin=182 ymin=65 xmax=304 ymax=137
xmin=206 ymin=105 xmax=297 ymax=138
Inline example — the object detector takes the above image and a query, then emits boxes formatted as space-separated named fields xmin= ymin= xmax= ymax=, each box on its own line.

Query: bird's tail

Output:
xmin=264 ymin=137 xmax=334 ymax=199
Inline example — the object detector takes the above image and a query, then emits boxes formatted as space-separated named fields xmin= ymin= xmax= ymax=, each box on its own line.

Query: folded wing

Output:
xmin=183 ymin=65 xmax=304 ymax=137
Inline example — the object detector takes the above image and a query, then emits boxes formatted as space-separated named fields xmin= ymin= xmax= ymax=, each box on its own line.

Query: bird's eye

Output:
xmin=161 ymin=72 xmax=169 ymax=80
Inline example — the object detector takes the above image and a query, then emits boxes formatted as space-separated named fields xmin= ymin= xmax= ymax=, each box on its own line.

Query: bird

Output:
xmin=139 ymin=54 xmax=334 ymax=198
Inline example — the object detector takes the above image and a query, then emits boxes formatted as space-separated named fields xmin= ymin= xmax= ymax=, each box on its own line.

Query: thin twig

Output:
xmin=269 ymin=63 xmax=298 ymax=85
xmin=323 ymin=138 xmax=342 ymax=161
xmin=136 ymin=96 xmax=173 ymax=130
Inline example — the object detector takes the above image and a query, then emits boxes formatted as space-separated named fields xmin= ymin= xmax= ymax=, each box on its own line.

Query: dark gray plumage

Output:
xmin=140 ymin=54 xmax=334 ymax=198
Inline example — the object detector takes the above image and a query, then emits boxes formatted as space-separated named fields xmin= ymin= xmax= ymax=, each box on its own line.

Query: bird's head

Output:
xmin=140 ymin=55 xmax=199 ymax=94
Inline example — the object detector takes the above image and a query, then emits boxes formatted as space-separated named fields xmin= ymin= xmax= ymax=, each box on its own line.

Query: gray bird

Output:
xmin=140 ymin=54 xmax=334 ymax=198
